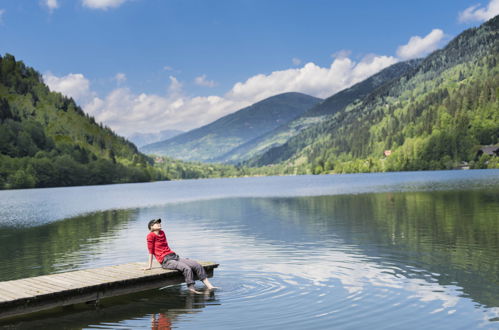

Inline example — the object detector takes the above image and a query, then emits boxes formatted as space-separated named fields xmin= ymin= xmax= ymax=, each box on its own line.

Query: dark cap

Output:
xmin=148 ymin=218 xmax=161 ymax=230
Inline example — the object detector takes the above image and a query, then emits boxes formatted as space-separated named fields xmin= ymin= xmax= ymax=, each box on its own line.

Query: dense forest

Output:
xmin=248 ymin=15 xmax=499 ymax=174
xmin=0 ymin=54 xmax=171 ymax=189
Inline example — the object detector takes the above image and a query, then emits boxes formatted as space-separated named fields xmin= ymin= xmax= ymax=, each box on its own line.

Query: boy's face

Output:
xmin=151 ymin=222 xmax=162 ymax=231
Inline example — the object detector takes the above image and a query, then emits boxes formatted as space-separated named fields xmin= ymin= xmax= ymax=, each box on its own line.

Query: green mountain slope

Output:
xmin=140 ymin=92 xmax=322 ymax=162
xmin=215 ymin=60 xmax=421 ymax=163
xmin=0 ymin=53 xmax=167 ymax=189
xmin=249 ymin=15 xmax=499 ymax=172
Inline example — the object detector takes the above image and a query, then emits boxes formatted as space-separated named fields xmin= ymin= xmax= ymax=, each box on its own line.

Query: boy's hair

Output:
xmin=148 ymin=218 xmax=161 ymax=230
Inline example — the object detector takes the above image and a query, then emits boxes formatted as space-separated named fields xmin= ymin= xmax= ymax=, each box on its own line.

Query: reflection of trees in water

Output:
xmin=0 ymin=209 xmax=138 ymax=281
xmin=0 ymin=286 xmax=218 ymax=329
xmin=267 ymin=191 xmax=499 ymax=308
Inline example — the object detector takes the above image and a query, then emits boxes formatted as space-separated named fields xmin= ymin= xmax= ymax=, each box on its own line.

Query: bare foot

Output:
xmin=202 ymin=279 xmax=219 ymax=290
xmin=187 ymin=285 xmax=203 ymax=294
xmin=206 ymin=285 xmax=220 ymax=290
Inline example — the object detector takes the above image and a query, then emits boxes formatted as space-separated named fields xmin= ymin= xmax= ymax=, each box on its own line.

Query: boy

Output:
xmin=142 ymin=218 xmax=217 ymax=294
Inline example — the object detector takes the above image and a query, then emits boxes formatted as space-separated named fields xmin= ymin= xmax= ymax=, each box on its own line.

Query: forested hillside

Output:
xmin=249 ymin=15 xmax=499 ymax=173
xmin=140 ymin=92 xmax=322 ymax=162
xmin=216 ymin=60 xmax=421 ymax=163
xmin=0 ymin=54 xmax=167 ymax=189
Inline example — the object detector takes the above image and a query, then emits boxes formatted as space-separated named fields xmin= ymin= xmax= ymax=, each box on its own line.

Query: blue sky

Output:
xmin=0 ymin=0 xmax=497 ymax=136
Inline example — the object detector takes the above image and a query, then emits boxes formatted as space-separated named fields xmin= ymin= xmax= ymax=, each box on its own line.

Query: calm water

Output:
xmin=0 ymin=170 xmax=498 ymax=329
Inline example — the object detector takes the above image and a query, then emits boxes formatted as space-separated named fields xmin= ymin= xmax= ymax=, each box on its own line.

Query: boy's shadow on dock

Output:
xmin=1 ymin=286 xmax=219 ymax=329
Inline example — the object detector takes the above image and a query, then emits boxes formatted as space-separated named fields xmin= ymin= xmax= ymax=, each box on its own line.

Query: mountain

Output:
xmin=0 ymin=53 xmax=167 ymax=189
xmin=128 ymin=129 xmax=183 ymax=148
xmin=248 ymin=15 xmax=499 ymax=172
xmin=140 ymin=92 xmax=322 ymax=162
xmin=214 ymin=59 xmax=421 ymax=163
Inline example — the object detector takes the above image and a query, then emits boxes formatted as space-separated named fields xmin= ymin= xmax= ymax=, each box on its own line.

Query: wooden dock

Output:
xmin=0 ymin=261 xmax=218 ymax=320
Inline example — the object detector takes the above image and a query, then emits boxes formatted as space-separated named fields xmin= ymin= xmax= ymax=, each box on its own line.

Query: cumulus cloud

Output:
xmin=194 ymin=74 xmax=217 ymax=87
xmin=82 ymin=0 xmax=127 ymax=10
xmin=227 ymin=54 xmax=398 ymax=101
xmin=45 ymin=53 xmax=398 ymax=136
xmin=43 ymin=72 xmax=96 ymax=104
xmin=459 ymin=0 xmax=499 ymax=22
xmin=42 ymin=0 xmax=59 ymax=12
xmin=114 ymin=72 xmax=127 ymax=84
xmin=396 ymin=29 xmax=445 ymax=60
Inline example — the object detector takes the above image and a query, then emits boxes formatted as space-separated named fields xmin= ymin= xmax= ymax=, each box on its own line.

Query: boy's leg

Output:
xmin=178 ymin=258 xmax=207 ymax=281
xmin=163 ymin=259 xmax=195 ymax=286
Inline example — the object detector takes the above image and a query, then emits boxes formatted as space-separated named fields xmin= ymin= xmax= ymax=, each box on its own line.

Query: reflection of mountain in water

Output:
xmin=0 ymin=209 xmax=138 ymax=281
xmin=166 ymin=189 xmax=499 ymax=308
xmin=0 ymin=286 xmax=217 ymax=329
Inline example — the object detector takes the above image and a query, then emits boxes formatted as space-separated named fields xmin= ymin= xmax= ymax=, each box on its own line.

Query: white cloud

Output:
xmin=114 ymin=72 xmax=127 ymax=84
xmin=292 ymin=57 xmax=301 ymax=66
xmin=67 ymin=53 xmax=397 ymax=136
xmin=43 ymin=72 xmax=96 ymax=104
xmin=0 ymin=9 xmax=5 ymax=24
xmin=227 ymin=54 xmax=398 ymax=101
xmin=396 ymin=29 xmax=445 ymax=60
xmin=194 ymin=74 xmax=217 ymax=87
xmin=82 ymin=0 xmax=127 ymax=10
xmin=459 ymin=0 xmax=499 ymax=22
xmin=163 ymin=66 xmax=174 ymax=71
xmin=42 ymin=0 xmax=59 ymax=12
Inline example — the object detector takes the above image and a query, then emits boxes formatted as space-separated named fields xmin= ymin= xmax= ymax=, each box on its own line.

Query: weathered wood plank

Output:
xmin=0 ymin=261 xmax=218 ymax=320
xmin=1 ymin=279 xmax=53 ymax=297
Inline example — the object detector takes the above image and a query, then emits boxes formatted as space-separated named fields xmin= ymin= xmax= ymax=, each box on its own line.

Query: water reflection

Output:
xmin=0 ymin=209 xmax=139 ymax=281
xmin=1 ymin=286 xmax=217 ymax=329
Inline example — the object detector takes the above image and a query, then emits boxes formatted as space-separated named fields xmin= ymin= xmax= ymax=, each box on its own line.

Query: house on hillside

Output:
xmin=476 ymin=145 xmax=499 ymax=158
xmin=383 ymin=150 xmax=392 ymax=157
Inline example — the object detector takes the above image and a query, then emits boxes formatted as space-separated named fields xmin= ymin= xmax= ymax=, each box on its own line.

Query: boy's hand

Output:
xmin=141 ymin=267 xmax=152 ymax=271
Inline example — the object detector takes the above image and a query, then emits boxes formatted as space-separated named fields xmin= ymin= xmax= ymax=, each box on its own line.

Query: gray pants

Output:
xmin=162 ymin=257 xmax=207 ymax=286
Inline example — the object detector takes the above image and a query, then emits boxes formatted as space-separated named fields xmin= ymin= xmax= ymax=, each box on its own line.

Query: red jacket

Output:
xmin=147 ymin=230 xmax=175 ymax=264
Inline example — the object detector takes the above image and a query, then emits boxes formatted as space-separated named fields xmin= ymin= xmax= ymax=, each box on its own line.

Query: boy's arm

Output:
xmin=142 ymin=234 xmax=155 ymax=270
xmin=142 ymin=253 xmax=154 ymax=270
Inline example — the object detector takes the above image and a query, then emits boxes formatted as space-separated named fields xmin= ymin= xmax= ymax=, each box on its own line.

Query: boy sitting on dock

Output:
xmin=142 ymin=218 xmax=217 ymax=294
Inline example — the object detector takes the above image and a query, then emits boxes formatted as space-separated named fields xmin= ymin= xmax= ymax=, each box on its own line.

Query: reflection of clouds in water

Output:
xmin=167 ymin=221 xmax=490 ymax=315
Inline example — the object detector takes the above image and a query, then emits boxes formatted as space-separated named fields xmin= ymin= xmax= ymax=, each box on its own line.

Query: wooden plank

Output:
xmin=51 ymin=272 xmax=104 ymax=286
xmin=33 ymin=274 xmax=82 ymax=288
xmin=0 ymin=279 xmax=54 ymax=297
xmin=83 ymin=268 xmax=144 ymax=281
xmin=68 ymin=270 xmax=112 ymax=284
xmin=20 ymin=278 xmax=71 ymax=293
xmin=0 ymin=282 xmax=34 ymax=299
xmin=0 ymin=286 xmax=27 ymax=300
xmin=31 ymin=276 xmax=89 ymax=291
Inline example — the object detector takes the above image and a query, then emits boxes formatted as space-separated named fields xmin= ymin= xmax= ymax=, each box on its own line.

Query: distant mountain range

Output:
xmin=141 ymin=60 xmax=419 ymax=163
xmin=140 ymin=92 xmax=322 ymax=161
xmin=214 ymin=59 xmax=421 ymax=163
xmin=128 ymin=129 xmax=183 ymax=148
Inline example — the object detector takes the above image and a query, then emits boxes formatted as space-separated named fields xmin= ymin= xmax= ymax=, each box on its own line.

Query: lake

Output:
xmin=0 ymin=170 xmax=498 ymax=329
